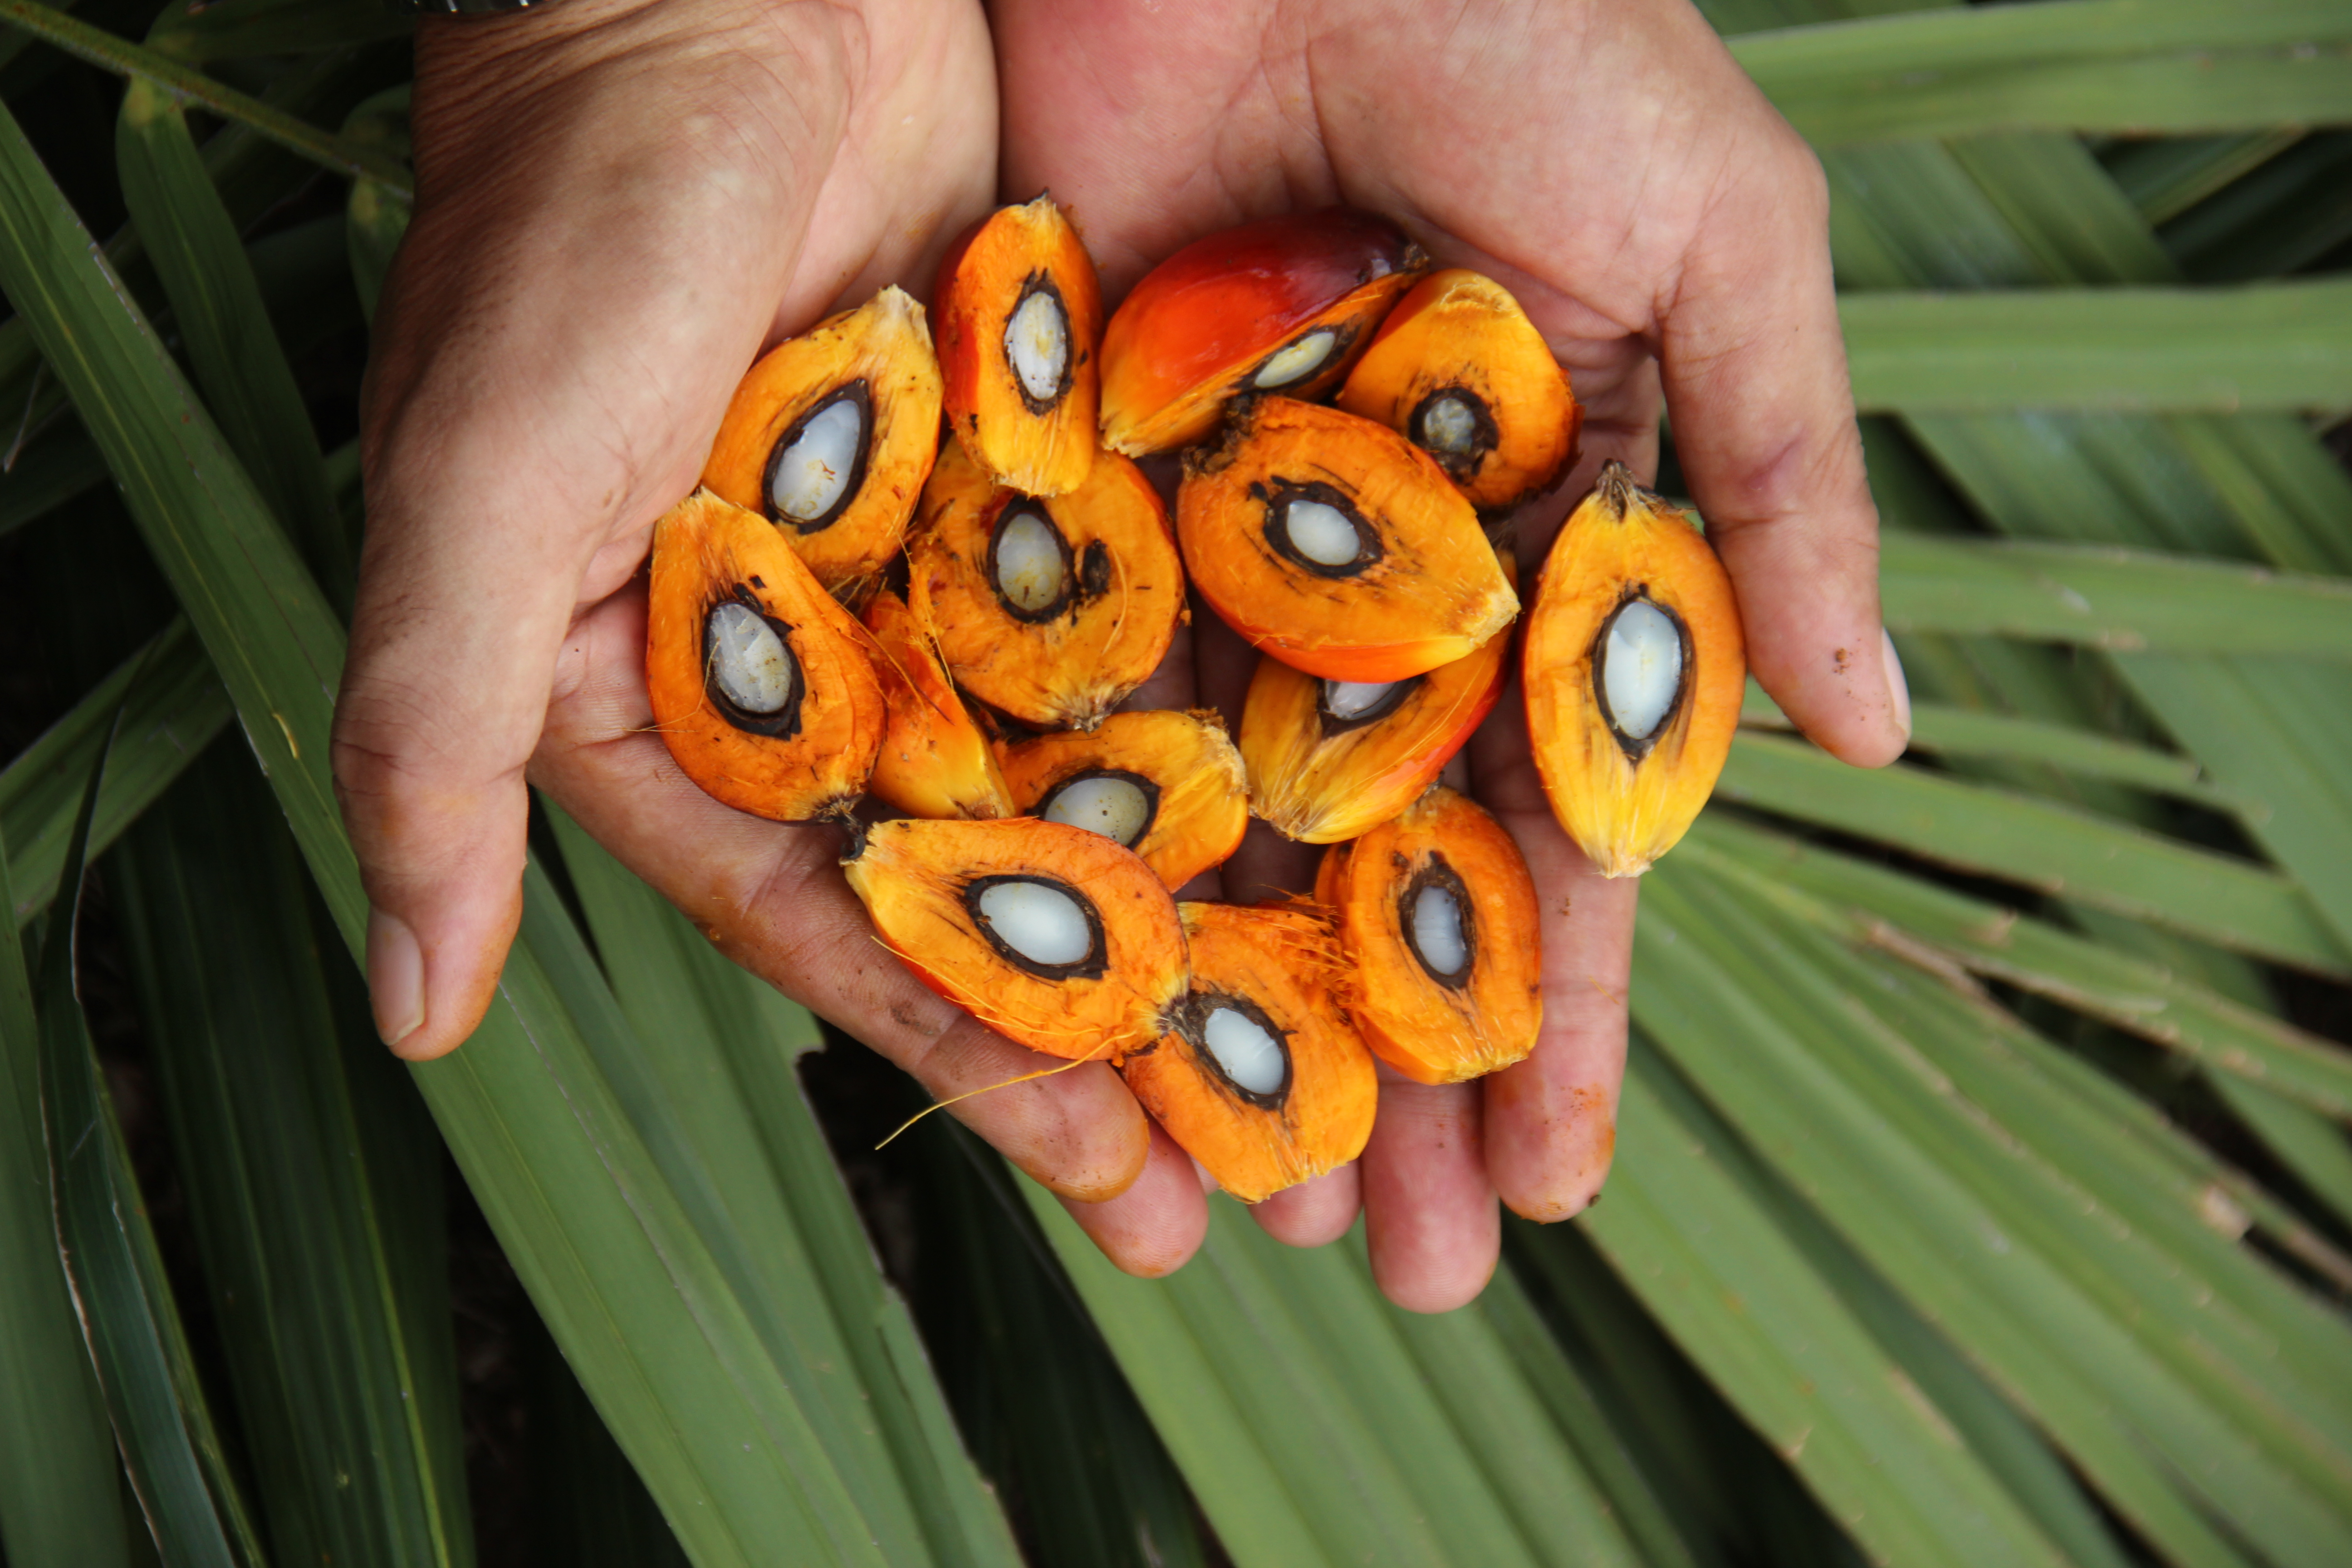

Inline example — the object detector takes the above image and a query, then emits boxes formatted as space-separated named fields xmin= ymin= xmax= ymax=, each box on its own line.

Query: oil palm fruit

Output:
xmin=1318 ymin=787 xmax=1541 ymax=1084
xmin=842 ymin=817 xmax=1189 ymax=1063
xmin=1099 ymin=209 xmax=1426 ymax=456
xmin=646 ymin=490 xmax=887 ymax=821
xmin=861 ymin=588 xmax=1015 ymax=820
xmin=935 ymin=194 xmax=1104 ymax=497
xmin=1121 ymin=902 xmax=1377 ymax=1202
xmin=1000 ymin=709 xmax=1249 ymax=890
xmin=909 ymin=436 xmax=1185 ymax=731
xmin=701 ymin=286 xmax=944 ymax=598
xmin=1238 ymin=625 xmax=1509 ymax=843
xmin=1335 ymin=269 xmax=1581 ymax=514
xmin=1523 ymin=461 xmax=1744 ymax=876
xmin=1178 ymin=396 xmax=1516 ymax=681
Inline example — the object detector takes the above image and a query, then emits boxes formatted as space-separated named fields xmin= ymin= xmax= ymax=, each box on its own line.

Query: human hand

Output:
xmin=992 ymin=0 xmax=1913 ymax=1308
xmin=335 ymin=0 xmax=1186 ymax=1201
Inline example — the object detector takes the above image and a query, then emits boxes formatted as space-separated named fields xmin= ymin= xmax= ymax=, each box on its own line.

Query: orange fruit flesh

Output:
xmin=936 ymin=195 xmax=1105 ymax=496
xmin=701 ymin=287 xmax=943 ymax=598
xmin=1000 ymin=709 xmax=1249 ymax=889
xmin=1120 ymin=902 xmax=1377 ymax=1202
xmin=1177 ymin=397 xmax=1515 ymax=683
xmin=645 ymin=490 xmax=886 ymax=822
xmin=1523 ymin=462 xmax=1745 ymax=876
xmin=843 ymin=817 xmax=1189 ymax=1063
xmin=1326 ymin=787 xmax=1542 ymax=1083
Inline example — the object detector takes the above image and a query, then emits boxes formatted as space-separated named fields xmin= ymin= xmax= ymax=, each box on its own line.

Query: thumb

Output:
xmin=333 ymin=553 xmax=550 ymax=1061
xmin=333 ymin=369 xmax=656 ymax=1058
xmin=333 ymin=197 xmax=763 ymax=1058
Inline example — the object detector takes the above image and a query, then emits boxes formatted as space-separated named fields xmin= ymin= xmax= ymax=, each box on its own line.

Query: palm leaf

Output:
xmin=108 ymin=744 xmax=473 ymax=1568
xmin=1027 ymin=1182 xmax=1646 ymax=1568
xmin=0 ymin=803 xmax=130 ymax=1568
xmin=1842 ymin=276 xmax=2352 ymax=411
xmin=0 ymin=65 xmax=1013 ymax=1568
xmin=1735 ymin=0 xmax=2352 ymax=145
xmin=36 ymin=711 xmax=270 ymax=1568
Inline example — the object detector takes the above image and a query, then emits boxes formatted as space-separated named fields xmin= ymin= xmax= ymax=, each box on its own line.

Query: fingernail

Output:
xmin=367 ymin=906 xmax=426 ymax=1048
xmin=1879 ymin=628 xmax=1912 ymax=748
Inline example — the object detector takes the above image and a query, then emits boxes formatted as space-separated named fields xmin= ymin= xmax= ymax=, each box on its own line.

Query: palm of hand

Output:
xmin=991 ymin=0 xmax=1880 ymax=1306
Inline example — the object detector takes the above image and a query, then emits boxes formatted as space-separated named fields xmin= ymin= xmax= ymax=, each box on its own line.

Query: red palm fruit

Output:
xmin=999 ymin=709 xmax=1249 ymax=890
xmin=842 ymin=817 xmax=1190 ymax=1064
xmin=1099 ymin=209 xmax=1425 ymax=456
xmin=1524 ymin=461 xmax=1745 ymax=876
xmin=1240 ymin=635 xmax=1508 ymax=843
xmin=1320 ymin=787 xmax=1541 ymax=1084
xmin=645 ymin=490 xmax=886 ymax=821
xmin=1336 ymin=269 xmax=1581 ymax=513
xmin=936 ymin=194 xmax=1105 ymax=496
xmin=861 ymin=588 xmax=1015 ymax=820
xmin=909 ymin=437 xmax=1185 ymax=730
xmin=1177 ymin=397 xmax=1515 ymax=681
xmin=1121 ymin=902 xmax=1377 ymax=1202
xmin=701 ymin=287 xmax=943 ymax=600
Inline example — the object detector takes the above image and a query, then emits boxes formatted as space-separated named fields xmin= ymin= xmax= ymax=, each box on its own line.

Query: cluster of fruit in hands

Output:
xmin=647 ymin=199 xmax=1745 ymax=1204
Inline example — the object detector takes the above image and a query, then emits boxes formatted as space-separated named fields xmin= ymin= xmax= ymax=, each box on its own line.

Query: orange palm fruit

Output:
xmin=861 ymin=588 xmax=1015 ymax=820
xmin=1239 ymin=629 xmax=1508 ymax=843
xmin=1121 ymin=902 xmax=1378 ymax=1202
xmin=999 ymin=709 xmax=1249 ymax=890
xmin=842 ymin=817 xmax=1189 ymax=1063
xmin=646 ymin=490 xmax=887 ymax=821
xmin=1319 ymin=787 xmax=1541 ymax=1084
xmin=935 ymin=195 xmax=1104 ymax=497
xmin=1335 ymin=269 xmax=1581 ymax=514
xmin=1523 ymin=461 xmax=1745 ymax=876
xmin=1177 ymin=396 xmax=1516 ymax=681
xmin=701 ymin=287 xmax=944 ymax=599
xmin=908 ymin=436 xmax=1185 ymax=730
xmin=1099 ymin=209 xmax=1426 ymax=456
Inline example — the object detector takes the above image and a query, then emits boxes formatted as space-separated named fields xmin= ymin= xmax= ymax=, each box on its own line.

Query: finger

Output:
xmin=1056 ymin=1118 xmax=1210 ymax=1277
xmin=1659 ymin=119 xmax=1908 ymax=768
xmin=1477 ymin=808 xmax=1634 ymax=1221
xmin=1359 ymin=1074 xmax=1497 ymax=1313
xmin=1471 ymin=378 xmax=1643 ymax=1222
xmin=1250 ymin=1161 xmax=1361 ymax=1248
xmin=1467 ymin=643 xmax=1637 ymax=1219
xmin=533 ymin=584 xmax=1151 ymax=1200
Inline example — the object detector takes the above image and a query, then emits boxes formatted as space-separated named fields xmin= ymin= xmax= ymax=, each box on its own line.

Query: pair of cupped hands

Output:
xmin=337 ymin=0 xmax=1909 ymax=1313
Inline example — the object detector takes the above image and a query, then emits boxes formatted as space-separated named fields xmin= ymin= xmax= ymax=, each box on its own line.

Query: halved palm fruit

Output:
xmin=862 ymin=588 xmax=1015 ymax=820
xmin=842 ymin=817 xmax=1188 ymax=1063
xmin=1335 ymin=269 xmax=1581 ymax=513
xmin=1321 ymin=787 xmax=1541 ymax=1084
xmin=1178 ymin=397 xmax=1516 ymax=681
xmin=701 ymin=286 xmax=944 ymax=598
xmin=1240 ymin=629 xmax=1508 ymax=844
xmin=1000 ymin=709 xmax=1249 ymax=889
xmin=908 ymin=437 xmax=1184 ymax=730
xmin=1099 ymin=209 xmax=1426 ymax=456
xmin=1524 ymin=461 xmax=1744 ymax=876
xmin=936 ymin=194 xmax=1104 ymax=496
xmin=1121 ymin=902 xmax=1377 ymax=1202
xmin=646 ymin=490 xmax=886 ymax=820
